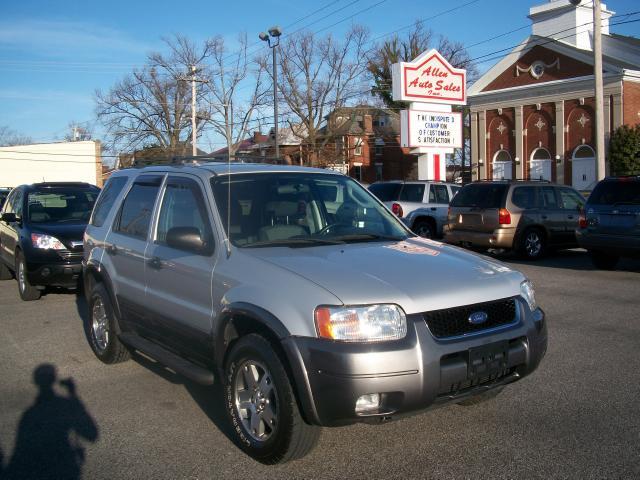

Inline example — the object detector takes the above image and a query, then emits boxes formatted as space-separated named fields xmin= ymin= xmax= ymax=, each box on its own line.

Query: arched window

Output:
xmin=493 ymin=150 xmax=512 ymax=162
xmin=573 ymin=145 xmax=595 ymax=159
xmin=531 ymin=148 xmax=551 ymax=160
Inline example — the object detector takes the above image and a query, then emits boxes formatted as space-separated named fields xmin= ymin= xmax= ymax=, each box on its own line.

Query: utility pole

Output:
xmin=593 ymin=0 xmax=606 ymax=179
xmin=179 ymin=66 xmax=208 ymax=157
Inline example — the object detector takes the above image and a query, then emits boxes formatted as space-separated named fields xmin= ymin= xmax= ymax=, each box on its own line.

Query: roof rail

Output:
xmin=32 ymin=181 xmax=93 ymax=187
xmin=472 ymin=178 xmax=552 ymax=183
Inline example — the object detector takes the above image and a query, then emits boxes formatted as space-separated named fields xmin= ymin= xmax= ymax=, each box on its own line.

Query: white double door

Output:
xmin=530 ymin=160 xmax=552 ymax=181
xmin=572 ymin=158 xmax=596 ymax=190
xmin=492 ymin=161 xmax=513 ymax=180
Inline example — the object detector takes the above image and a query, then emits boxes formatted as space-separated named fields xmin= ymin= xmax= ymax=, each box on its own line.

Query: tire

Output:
xmin=0 ymin=261 xmax=12 ymax=280
xmin=590 ymin=250 xmax=619 ymax=270
xmin=413 ymin=219 xmax=435 ymax=239
xmin=224 ymin=334 xmax=320 ymax=464
xmin=87 ymin=283 xmax=130 ymax=364
xmin=15 ymin=253 xmax=41 ymax=301
xmin=457 ymin=387 xmax=503 ymax=407
xmin=518 ymin=228 xmax=546 ymax=260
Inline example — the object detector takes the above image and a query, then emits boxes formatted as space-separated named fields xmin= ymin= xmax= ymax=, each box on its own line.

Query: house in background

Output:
xmin=318 ymin=106 xmax=417 ymax=183
xmin=468 ymin=0 xmax=640 ymax=189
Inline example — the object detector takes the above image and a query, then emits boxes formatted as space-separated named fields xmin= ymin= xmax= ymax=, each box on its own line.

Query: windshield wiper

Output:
xmin=242 ymin=238 xmax=345 ymax=248
xmin=328 ymin=233 xmax=406 ymax=243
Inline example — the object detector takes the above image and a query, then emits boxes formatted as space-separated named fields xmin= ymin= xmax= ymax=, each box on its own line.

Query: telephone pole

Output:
xmin=593 ymin=0 xmax=606 ymax=179
xmin=179 ymin=66 xmax=208 ymax=156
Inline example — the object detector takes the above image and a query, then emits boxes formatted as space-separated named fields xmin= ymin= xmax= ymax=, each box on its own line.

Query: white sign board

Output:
xmin=400 ymin=110 xmax=463 ymax=149
xmin=392 ymin=49 xmax=466 ymax=105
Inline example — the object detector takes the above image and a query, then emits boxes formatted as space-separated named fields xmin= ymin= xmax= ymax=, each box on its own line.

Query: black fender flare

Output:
xmin=213 ymin=302 xmax=321 ymax=425
xmin=83 ymin=260 xmax=122 ymax=329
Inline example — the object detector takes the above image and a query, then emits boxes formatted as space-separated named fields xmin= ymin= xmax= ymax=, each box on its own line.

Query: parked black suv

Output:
xmin=576 ymin=176 xmax=640 ymax=269
xmin=0 ymin=182 xmax=100 ymax=300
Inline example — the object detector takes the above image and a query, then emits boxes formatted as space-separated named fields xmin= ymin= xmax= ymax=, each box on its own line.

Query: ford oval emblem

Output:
xmin=468 ymin=311 xmax=488 ymax=325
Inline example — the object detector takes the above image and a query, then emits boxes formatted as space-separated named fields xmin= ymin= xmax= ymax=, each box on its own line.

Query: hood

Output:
xmin=30 ymin=222 xmax=86 ymax=249
xmin=243 ymin=237 xmax=525 ymax=314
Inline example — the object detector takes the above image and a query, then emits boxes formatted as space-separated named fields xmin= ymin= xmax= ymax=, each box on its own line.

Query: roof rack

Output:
xmin=32 ymin=182 xmax=93 ymax=187
xmin=472 ymin=178 xmax=552 ymax=183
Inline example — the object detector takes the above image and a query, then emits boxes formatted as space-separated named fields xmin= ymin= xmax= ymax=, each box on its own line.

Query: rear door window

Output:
xmin=428 ymin=184 xmax=449 ymax=204
xmin=400 ymin=184 xmax=426 ymax=202
xmin=511 ymin=187 xmax=538 ymax=209
xmin=368 ymin=183 xmax=402 ymax=202
xmin=541 ymin=187 xmax=559 ymax=208
xmin=114 ymin=175 xmax=163 ymax=239
xmin=450 ymin=184 xmax=508 ymax=208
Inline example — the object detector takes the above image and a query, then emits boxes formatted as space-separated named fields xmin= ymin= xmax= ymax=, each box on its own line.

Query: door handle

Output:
xmin=567 ymin=215 xmax=574 ymax=220
xmin=105 ymin=244 xmax=117 ymax=255
xmin=541 ymin=215 xmax=548 ymax=220
xmin=147 ymin=256 xmax=163 ymax=270
xmin=430 ymin=207 xmax=437 ymax=211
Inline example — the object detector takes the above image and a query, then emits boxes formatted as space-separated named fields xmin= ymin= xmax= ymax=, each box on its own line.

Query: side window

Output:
xmin=12 ymin=190 xmax=24 ymax=217
xmin=3 ymin=190 xmax=16 ymax=214
xmin=450 ymin=186 xmax=461 ymax=198
xmin=400 ymin=184 xmax=425 ymax=202
xmin=559 ymin=188 xmax=585 ymax=210
xmin=429 ymin=184 xmax=449 ymax=204
xmin=541 ymin=186 xmax=558 ymax=208
xmin=91 ymin=177 xmax=128 ymax=227
xmin=512 ymin=187 xmax=537 ymax=209
xmin=156 ymin=176 xmax=213 ymax=253
xmin=114 ymin=175 xmax=163 ymax=240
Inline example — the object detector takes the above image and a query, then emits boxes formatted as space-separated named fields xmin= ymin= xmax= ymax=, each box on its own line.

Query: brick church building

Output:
xmin=468 ymin=0 xmax=640 ymax=189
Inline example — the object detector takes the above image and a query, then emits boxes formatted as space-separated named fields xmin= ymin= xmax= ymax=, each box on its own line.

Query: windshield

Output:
xmin=588 ymin=180 xmax=640 ymax=206
xmin=211 ymin=172 xmax=410 ymax=247
xmin=28 ymin=188 xmax=99 ymax=224
xmin=450 ymin=183 xmax=508 ymax=209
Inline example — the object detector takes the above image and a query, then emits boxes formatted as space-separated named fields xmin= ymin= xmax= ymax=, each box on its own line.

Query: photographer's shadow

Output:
xmin=3 ymin=364 xmax=98 ymax=480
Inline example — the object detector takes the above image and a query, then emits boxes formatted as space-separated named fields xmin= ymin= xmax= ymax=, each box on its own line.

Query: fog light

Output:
xmin=355 ymin=393 xmax=380 ymax=414
xmin=41 ymin=268 xmax=50 ymax=277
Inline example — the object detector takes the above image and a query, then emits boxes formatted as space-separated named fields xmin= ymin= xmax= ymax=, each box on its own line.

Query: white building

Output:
xmin=0 ymin=141 xmax=103 ymax=188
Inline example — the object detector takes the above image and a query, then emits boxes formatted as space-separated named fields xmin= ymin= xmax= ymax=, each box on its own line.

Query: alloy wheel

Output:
xmin=233 ymin=360 xmax=278 ymax=442
xmin=91 ymin=297 xmax=109 ymax=352
xmin=525 ymin=232 xmax=542 ymax=257
xmin=18 ymin=261 xmax=25 ymax=293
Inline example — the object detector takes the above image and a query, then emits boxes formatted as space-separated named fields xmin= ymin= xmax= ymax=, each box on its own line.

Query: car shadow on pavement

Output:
xmin=2 ymin=364 xmax=98 ymax=480
xmin=488 ymin=248 xmax=640 ymax=272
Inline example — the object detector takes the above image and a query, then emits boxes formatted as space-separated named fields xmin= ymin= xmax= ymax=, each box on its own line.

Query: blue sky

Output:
xmin=0 ymin=0 xmax=638 ymax=151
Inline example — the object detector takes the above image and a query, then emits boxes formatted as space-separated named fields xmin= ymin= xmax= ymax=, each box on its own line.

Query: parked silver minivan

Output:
xmin=83 ymin=163 xmax=547 ymax=464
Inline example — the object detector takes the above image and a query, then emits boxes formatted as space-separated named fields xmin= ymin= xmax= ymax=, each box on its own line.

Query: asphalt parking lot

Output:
xmin=0 ymin=250 xmax=639 ymax=479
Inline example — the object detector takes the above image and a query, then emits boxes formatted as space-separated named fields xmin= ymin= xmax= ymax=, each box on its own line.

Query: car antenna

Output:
xmin=225 ymin=151 xmax=232 ymax=257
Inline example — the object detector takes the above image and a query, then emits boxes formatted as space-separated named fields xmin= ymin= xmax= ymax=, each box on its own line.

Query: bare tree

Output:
xmin=204 ymin=34 xmax=268 ymax=160
xmin=367 ymin=22 xmax=479 ymax=110
xmin=268 ymin=26 xmax=370 ymax=165
xmin=95 ymin=35 xmax=216 ymax=157
xmin=0 ymin=126 xmax=31 ymax=146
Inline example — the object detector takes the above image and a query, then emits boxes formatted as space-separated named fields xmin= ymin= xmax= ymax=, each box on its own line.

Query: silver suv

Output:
xmin=83 ymin=163 xmax=547 ymax=464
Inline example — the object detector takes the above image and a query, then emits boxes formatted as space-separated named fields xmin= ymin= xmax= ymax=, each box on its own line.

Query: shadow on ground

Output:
xmin=487 ymin=248 xmax=640 ymax=272
xmin=1 ymin=364 xmax=98 ymax=480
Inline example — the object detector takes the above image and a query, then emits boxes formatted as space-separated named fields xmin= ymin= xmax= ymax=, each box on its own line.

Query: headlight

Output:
xmin=31 ymin=233 xmax=65 ymax=250
xmin=520 ymin=279 xmax=537 ymax=311
xmin=314 ymin=304 xmax=407 ymax=342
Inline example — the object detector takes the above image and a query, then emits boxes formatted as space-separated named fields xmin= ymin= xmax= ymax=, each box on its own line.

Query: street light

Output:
xmin=259 ymin=26 xmax=282 ymax=161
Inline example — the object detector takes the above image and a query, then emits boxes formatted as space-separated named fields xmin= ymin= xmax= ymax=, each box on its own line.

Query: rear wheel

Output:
xmin=224 ymin=334 xmax=320 ymax=464
xmin=590 ymin=250 xmax=619 ymax=270
xmin=16 ymin=253 xmax=41 ymax=301
xmin=87 ymin=283 xmax=130 ymax=364
xmin=413 ymin=219 xmax=435 ymax=239
xmin=518 ymin=228 xmax=546 ymax=260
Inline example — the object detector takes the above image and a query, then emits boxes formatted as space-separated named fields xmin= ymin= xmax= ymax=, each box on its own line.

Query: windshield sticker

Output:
xmin=384 ymin=241 xmax=440 ymax=256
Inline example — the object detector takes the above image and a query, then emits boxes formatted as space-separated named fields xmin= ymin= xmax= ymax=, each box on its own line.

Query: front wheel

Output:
xmin=413 ymin=219 xmax=435 ymax=239
xmin=87 ymin=283 xmax=130 ymax=364
xmin=16 ymin=253 xmax=41 ymax=301
xmin=224 ymin=334 xmax=320 ymax=464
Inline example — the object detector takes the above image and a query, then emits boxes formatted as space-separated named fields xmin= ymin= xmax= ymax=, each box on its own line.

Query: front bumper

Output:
xmin=444 ymin=227 xmax=516 ymax=249
xmin=283 ymin=300 xmax=546 ymax=427
xmin=25 ymin=256 xmax=83 ymax=288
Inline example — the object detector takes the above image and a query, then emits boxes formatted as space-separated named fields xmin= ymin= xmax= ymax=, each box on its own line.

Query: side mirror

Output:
xmin=166 ymin=226 xmax=211 ymax=254
xmin=1 ymin=212 xmax=17 ymax=223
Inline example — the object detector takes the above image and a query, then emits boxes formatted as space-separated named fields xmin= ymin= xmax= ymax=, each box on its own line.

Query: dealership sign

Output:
xmin=392 ymin=49 xmax=466 ymax=105
xmin=400 ymin=110 xmax=462 ymax=149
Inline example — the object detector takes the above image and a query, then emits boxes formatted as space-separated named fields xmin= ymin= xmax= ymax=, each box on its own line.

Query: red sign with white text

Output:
xmin=392 ymin=49 xmax=466 ymax=105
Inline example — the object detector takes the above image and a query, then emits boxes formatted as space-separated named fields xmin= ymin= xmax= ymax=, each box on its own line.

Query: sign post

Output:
xmin=392 ymin=49 xmax=466 ymax=181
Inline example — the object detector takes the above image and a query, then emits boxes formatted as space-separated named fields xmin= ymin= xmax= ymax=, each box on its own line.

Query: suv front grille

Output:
xmin=59 ymin=250 xmax=83 ymax=261
xmin=423 ymin=297 xmax=517 ymax=339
